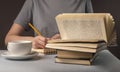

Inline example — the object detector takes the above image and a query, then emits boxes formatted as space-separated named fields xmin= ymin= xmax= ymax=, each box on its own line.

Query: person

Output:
xmin=5 ymin=0 xmax=93 ymax=49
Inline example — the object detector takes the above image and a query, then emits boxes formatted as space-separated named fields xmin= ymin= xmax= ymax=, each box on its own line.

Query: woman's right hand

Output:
xmin=32 ymin=35 xmax=49 ymax=49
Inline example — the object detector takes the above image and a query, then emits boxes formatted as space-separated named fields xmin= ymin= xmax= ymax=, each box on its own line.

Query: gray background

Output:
xmin=0 ymin=0 xmax=120 ymax=59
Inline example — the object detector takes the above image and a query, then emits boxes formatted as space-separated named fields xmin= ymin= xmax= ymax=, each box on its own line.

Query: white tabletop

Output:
xmin=0 ymin=50 xmax=120 ymax=72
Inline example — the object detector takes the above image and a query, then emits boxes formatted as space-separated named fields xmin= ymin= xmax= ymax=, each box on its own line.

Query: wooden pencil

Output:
xmin=28 ymin=23 xmax=41 ymax=35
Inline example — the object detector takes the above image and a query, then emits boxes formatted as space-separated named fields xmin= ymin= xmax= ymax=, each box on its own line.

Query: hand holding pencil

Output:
xmin=28 ymin=23 xmax=49 ymax=49
xmin=29 ymin=23 xmax=57 ymax=54
xmin=28 ymin=23 xmax=60 ymax=48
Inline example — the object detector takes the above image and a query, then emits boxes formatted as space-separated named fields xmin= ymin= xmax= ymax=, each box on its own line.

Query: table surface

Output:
xmin=0 ymin=50 xmax=120 ymax=72
xmin=0 ymin=50 xmax=106 ymax=72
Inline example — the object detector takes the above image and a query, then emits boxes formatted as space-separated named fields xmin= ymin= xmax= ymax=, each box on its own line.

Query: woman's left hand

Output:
xmin=51 ymin=34 xmax=61 ymax=39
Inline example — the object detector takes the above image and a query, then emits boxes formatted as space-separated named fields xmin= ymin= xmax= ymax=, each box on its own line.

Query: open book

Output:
xmin=55 ymin=13 xmax=115 ymax=44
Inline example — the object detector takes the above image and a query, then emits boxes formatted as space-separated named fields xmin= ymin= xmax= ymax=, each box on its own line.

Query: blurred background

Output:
xmin=0 ymin=0 xmax=120 ymax=59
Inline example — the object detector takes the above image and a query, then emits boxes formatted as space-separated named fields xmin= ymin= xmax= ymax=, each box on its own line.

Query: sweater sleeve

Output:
xmin=14 ymin=0 xmax=33 ymax=31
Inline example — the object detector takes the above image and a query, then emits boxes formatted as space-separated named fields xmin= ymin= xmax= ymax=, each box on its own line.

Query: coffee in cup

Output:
xmin=7 ymin=40 xmax=32 ymax=56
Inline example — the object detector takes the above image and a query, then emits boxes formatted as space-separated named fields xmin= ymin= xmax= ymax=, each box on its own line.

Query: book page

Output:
xmin=56 ymin=14 xmax=106 ymax=42
xmin=56 ymin=13 xmax=115 ymax=43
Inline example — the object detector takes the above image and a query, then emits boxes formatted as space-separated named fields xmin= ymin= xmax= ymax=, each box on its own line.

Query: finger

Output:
xmin=39 ymin=40 xmax=46 ymax=46
xmin=34 ymin=42 xmax=45 ymax=49
xmin=33 ymin=36 xmax=47 ymax=48
xmin=35 ymin=37 xmax=46 ymax=46
xmin=39 ymin=36 xmax=47 ymax=42
xmin=51 ymin=34 xmax=61 ymax=39
xmin=46 ymin=38 xmax=51 ymax=41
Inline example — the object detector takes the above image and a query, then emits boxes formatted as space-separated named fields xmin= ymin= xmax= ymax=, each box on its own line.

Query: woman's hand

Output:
xmin=32 ymin=35 xmax=49 ymax=49
xmin=51 ymin=34 xmax=61 ymax=39
xmin=32 ymin=34 xmax=60 ymax=49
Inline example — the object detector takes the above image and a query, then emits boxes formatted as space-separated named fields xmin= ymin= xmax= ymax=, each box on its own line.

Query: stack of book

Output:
xmin=56 ymin=50 xmax=93 ymax=65
xmin=46 ymin=41 xmax=102 ymax=65
xmin=46 ymin=13 xmax=115 ymax=65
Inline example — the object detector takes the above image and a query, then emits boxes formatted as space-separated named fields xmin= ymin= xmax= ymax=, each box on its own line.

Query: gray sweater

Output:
xmin=14 ymin=0 xmax=93 ymax=37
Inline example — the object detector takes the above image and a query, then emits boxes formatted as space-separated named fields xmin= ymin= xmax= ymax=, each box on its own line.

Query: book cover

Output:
xmin=57 ymin=50 xmax=93 ymax=59
xmin=47 ymin=42 xmax=98 ymax=48
xmin=55 ymin=56 xmax=91 ymax=65
xmin=46 ymin=45 xmax=97 ymax=53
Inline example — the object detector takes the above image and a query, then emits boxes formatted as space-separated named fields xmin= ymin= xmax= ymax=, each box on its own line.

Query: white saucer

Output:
xmin=1 ymin=51 xmax=39 ymax=60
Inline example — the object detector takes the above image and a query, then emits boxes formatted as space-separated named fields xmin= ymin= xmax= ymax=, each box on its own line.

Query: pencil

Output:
xmin=29 ymin=23 xmax=57 ymax=54
xmin=28 ymin=23 xmax=41 ymax=35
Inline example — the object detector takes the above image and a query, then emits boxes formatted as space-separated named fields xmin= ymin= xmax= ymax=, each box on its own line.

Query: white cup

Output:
xmin=7 ymin=40 xmax=32 ymax=56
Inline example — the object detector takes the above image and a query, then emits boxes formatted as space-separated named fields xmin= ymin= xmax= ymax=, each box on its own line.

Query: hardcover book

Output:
xmin=46 ymin=45 xmax=97 ymax=53
xmin=47 ymin=42 xmax=98 ymax=48
xmin=55 ymin=56 xmax=91 ymax=65
xmin=57 ymin=50 xmax=93 ymax=59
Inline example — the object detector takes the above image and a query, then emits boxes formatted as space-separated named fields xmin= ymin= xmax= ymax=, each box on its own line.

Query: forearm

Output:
xmin=5 ymin=35 xmax=34 ymax=45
